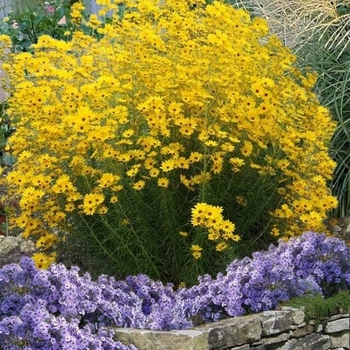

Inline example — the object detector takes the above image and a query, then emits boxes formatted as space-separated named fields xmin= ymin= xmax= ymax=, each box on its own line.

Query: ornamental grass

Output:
xmin=0 ymin=0 xmax=338 ymax=285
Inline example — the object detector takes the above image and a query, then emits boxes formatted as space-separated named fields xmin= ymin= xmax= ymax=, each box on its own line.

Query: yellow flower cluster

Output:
xmin=191 ymin=203 xmax=240 ymax=257
xmin=0 ymin=0 xmax=337 ymax=266
xmin=32 ymin=252 xmax=57 ymax=269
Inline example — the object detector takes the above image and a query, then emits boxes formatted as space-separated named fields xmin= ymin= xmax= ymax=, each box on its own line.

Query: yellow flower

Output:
xmin=188 ymin=152 xmax=203 ymax=163
xmin=110 ymin=196 xmax=118 ymax=203
xmin=270 ymin=226 xmax=280 ymax=237
xmin=220 ymin=220 xmax=235 ymax=233
xmin=175 ymin=157 xmax=190 ymax=169
xmin=277 ymin=159 xmax=290 ymax=170
xmin=32 ymin=252 xmax=57 ymax=269
xmin=215 ymin=242 xmax=228 ymax=252
xmin=179 ymin=125 xmax=195 ymax=136
xmin=178 ymin=281 xmax=186 ymax=289
xmin=52 ymin=175 xmax=76 ymax=194
xmin=204 ymin=140 xmax=218 ymax=147
xmin=191 ymin=244 xmax=202 ymax=259
xmin=240 ymin=141 xmax=253 ymax=157
xmin=161 ymin=159 xmax=175 ymax=172
xmin=191 ymin=202 xmax=225 ymax=229
xmin=98 ymin=205 xmax=108 ymax=214
xmin=65 ymin=203 xmax=75 ymax=212
xmin=122 ymin=129 xmax=135 ymax=138
xmin=190 ymin=203 xmax=209 ymax=226
xmin=133 ymin=180 xmax=145 ymax=191
xmin=157 ymin=177 xmax=169 ymax=188
xmin=180 ymin=174 xmax=194 ymax=191
xmin=126 ymin=165 xmax=141 ymax=177
xmin=149 ymin=168 xmax=160 ymax=177
xmin=36 ymin=232 xmax=58 ymax=250
xmin=179 ymin=231 xmax=188 ymax=237
xmin=208 ymin=229 xmax=220 ymax=241
xmin=121 ymin=218 xmax=130 ymax=226
xmin=229 ymin=157 xmax=245 ymax=172
xmin=0 ymin=0 xmax=338 ymax=265
xmin=83 ymin=193 xmax=105 ymax=215
xmin=98 ymin=173 xmax=120 ymax=188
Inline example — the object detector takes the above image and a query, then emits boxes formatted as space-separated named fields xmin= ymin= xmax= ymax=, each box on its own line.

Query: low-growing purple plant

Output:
xmin=179 ymin=231 xmax=350 ymax=323
xmin=0 ymin=258 xmax=140 ymax=349
xmin=0 ymin=231 xmax=349 ymax=348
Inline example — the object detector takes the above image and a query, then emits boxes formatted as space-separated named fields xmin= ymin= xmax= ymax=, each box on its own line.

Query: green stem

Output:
xmin=114 ymin=203 xmax=161 ymax=278
xmin=77 ymin=213 xmax=126 ymax=264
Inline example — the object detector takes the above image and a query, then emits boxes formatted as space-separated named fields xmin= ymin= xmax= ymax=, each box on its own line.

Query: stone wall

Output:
xmin=111 ymin=307 xmax=349 ymax=350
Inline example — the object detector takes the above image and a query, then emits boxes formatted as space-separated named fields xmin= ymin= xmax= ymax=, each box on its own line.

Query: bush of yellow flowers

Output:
xmin=0 ymin=0 xmax=338 ymax=284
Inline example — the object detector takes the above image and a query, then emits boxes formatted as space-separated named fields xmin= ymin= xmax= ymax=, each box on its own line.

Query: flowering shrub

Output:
xmin=0 ymin=0 xmax=338 ymax=283
xmin=0 ymin=0 xmax=76 ymax=52
xmin=0 ymin=232 xmax=349 ymax=348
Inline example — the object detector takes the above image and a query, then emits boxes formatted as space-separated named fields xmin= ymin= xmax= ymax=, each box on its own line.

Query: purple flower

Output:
xmin=0 ymin=231 xmax=348 ymax=347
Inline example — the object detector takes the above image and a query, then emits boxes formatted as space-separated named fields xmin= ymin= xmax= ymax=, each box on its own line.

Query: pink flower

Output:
xmin=46 ymin=5 xmax=55 ymax=14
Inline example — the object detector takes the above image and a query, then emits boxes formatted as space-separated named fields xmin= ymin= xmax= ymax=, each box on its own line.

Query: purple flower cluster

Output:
xmin=0 ymin=258 xmax=140 ymax=349
xmin=0 ymin=257 xmax=191 ymax=349
xmin=179 ymin=231 xmax=350 ymax=323
xmin=0 ymin=232 xmax=349 ymax=348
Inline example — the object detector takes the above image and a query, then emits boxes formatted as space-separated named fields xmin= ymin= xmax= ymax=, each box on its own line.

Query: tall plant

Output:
xmin=0 ymin=0 xmax=337 ymax=285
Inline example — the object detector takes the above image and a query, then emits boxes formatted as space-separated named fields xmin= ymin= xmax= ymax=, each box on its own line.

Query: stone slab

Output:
xmin=261 ymin=311 xmax=292 ymax=336
xmin=325 ymin=318 xmax=349 ymax=333
xmin=111 ymin=314 xmax=262 ymax=350
xmin=199 ymin=314 xmax=262 ymax=349
xmin=279 ymin=333 xmax=331 ymax=350
xmin=280 ymin=307 xmax=305 ymax=325
xmin=330 ymin=331 xmax=350 ymax=349
xmin=112 ymin=328 xmax=208 ymax=350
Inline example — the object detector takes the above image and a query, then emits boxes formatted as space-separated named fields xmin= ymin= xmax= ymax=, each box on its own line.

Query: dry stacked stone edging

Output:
xmin=111 ymin=307 xmax=350 ymax=350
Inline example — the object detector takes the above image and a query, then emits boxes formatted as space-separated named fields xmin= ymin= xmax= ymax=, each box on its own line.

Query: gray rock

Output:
xmin=252 ymin=332 xmax=290 ymax=347
xmin=329 ymin=314 xmax=349 ymax=321
xmin=289 ymin=324 xmax=314 ymax=338
xmin=279 ymin=333 xmax=331 ymax=350
xmin=230 ymin=345 xmax=250 ymax=350
xmin=202 ymin=314 xmax=262 ymax=349
xmin=261 ymin=311 xmax=293 ymax=336
xmin=330 ymin=331 xmax=350 ymax=349
xmin=280 ymin=307 xmax=305 ymax=325
xmin=111 ymin=314 xmax=262 ymax=350
xmin=112 ymin=328 xmax=208 ymax=350
xmin=324 ymin=318 xmax=349 ymax=333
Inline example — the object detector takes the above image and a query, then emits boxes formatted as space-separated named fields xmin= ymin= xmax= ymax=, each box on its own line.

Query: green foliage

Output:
xmin=281 ymin=289 xmax=350 ymax=327
xmin=0 ymin=0 xmax=87 ymax=52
